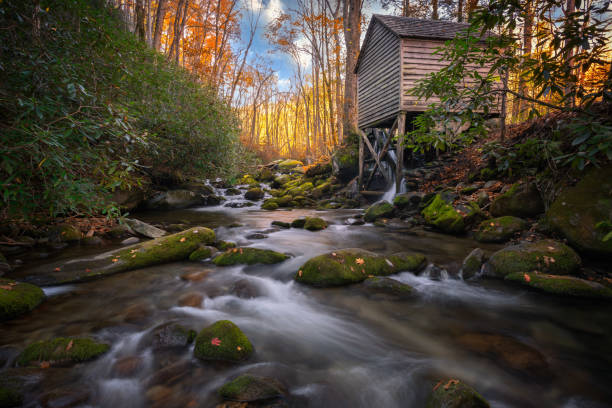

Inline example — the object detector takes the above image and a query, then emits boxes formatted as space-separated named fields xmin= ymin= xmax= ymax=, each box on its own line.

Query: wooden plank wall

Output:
xmin=400 ymin=38 xmax=500 ymax=112
xmin=357 ymin=21 xmax=401 ymax=129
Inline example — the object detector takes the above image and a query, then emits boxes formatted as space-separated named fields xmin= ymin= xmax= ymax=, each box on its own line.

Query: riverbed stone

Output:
xmin=189 ymin=245 xmax=217 ymax=261
xmin=295 ymin=249 xmax=426 ymax=287
xmin=364 ymin=201 xmax=394 ymax=222
xmin=490 ymin=182 xmax=544 ymax=218
xmin=426 ymin=379 xmax=490 ymax=408
xmin=546 ymin=165 xmax=612 ymax=257
xmin=178 ymin=292 xmax=204 ymax=307
xmin=124 ymin=218 xmax=166 ymax=239
xmin=304 ymin=217 xmax=327 ymax=231
xmin=484 ymin=239 xmax=581 ymax=278
xmin=194 ymin=320 xmax=253 ymax=362
xmin=0 ymin=278 xmax=45 ymax=321
xmin=393 ymin=192 xmax=423 ymax=210
xmin=361 ymin=277 xmax=414 ymax=299
xmin=474 ymin=216 xmax=527 ymax=243
xmin=216 ymin=240 xmax=237 ymax=250
xmin=149 ymin=322 xmax=197 ymax=349
xmin=262 ymin=200 xmax=279 ymax=211
xmin=181 ymin=269 xmax=211 ymax=282
xmin=213 ymin=248 xmax=289 ymax=266
xmin=218 ymin=374 xmax=285 ymax=402
xmin=290 ymin=218 xmax=307 ymax=228
xmin=305 ymin=162 xmax=332 ymax=177
xmin=271 ymin=221 xmax=291 ymax=228
xmin=16 ymin=337 xmax=109 ymax=367
xmin=505 ymin=272 xmax=612 ymax=299
xmin=256 ymin=167 xmax=275 ymax=182
xmin=421 ymin=194 xmax=465 ymax=234
xmin=461 ymin=248 xmax=485 ymax=280
xmin=244 ymin=188 xmax=265 ymax=201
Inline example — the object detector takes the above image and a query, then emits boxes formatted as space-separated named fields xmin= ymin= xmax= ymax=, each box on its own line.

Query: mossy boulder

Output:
xmin=361 ymin=277 xmax=414 ymax=299
xmin=256 ymin=167 xmax=275 ymax=182
xmin=490 ymin=182 xmax=544 ymax=218
xmin=262 ymin=200 xmax=279 ymax=211
xmin=194 ymin=320 xmax=253 ymax=362
xmin=0 ymin=279 xmax=45 ymax=321
xmin=213 ymin=248 xmax=289 ymax=266
xmin=422 ymin=194 xmax=465 ymax=235
xmin=144 ymin=189 xmax=209 ymax=210
xmin=484 ymin=239 xmax=581 ymax=278
xmin=189 ymin=245 xmax=216 ymax=261
xmin=218 ymin=374 xmax=285 ymax=402
xmin=546 ymin=165 xmax=612 ymax=257
xmin=277 ymin=159 xmax=303 ymax=171
xmin=474 ymin=216 xmax=527 ymax=243
xmin=304 ymin=217 xmax=327 ymax=231
xmin=216 ymin=240 xmax=237 ymax=250
xmin=271 ymin=221 xmax=291 ymax=228
xmin=332 ymin=144 xmax=358 ymax=182
xmin=295 ymin=249 xmax=426 ymax=287
xmin=505 ymin=272 xmax=612 ymax=299
xmin=272 ymin=175 xmax=291 ymax=187
xmin=305 ymin=162 xmax=332 ymax=177
xmin=426 ymin=379 xmax=489 ymax=408
xmin=461 ymin=248 xmax=485 ymax=280
xmin=393 ymin=192 xmax=423 ymax=210
xmin=16 ymin=337 xmax=109 ymax=367
xmin=52 ymin=224 xmax=81 ymax=242
xmin=290 ymin=218 xmax=307 ymax=228
xmin=364 ymin=201 xmax=394 ymax=222
xmin=244 ymin=188 xmax=265 ymax=201
xmin=239 ymin=175 xmax=259 ymax=186
xmin=311 ymin=180 xmax=332 ymax=199
xmin=286 ymin=182 xmax=313 ymax=196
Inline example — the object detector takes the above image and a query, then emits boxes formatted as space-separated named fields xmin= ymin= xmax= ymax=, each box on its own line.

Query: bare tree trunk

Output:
xmin=153 ymin=0 xmax=167 ymax=51
xmin=511 ymin=0 xmax=533 ymax=120
xmin=432 ymin=0 xmax=439 ymax=19
xmin=402 ymin=0 xmax=410 ymax=16
xmin=466 ymin=0 xmax=478 ymax=21
xmin=342 ymin=0 xmax=361 ymax=137
xmin=135 ymin=0 xmax=146 ymax=40
xmin=457 ymin=0 xmax=464 ymax=22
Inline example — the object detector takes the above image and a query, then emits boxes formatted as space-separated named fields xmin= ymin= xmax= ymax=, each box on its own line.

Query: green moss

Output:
xmin=216 ymin=240 xmax=237 ymax=250
xmin=213 ymin=248 xmax=289 ymax=266
xmin=506 ymin=272 xmax=612 ymax=299
xmin=295 ymin=249 xmax=426 ymax=287
xmin=277 ymin=195 xmax=294 ymax=207
xmin=218 ymin=374 xmax=284 ymax=402
xmin=0 ymin=279 xmax=45 ymax=321
xmin=194 ymin=320 xmax=253 ymax=362
xmin=277 ymin=159 xmax=303 ymax=170
xmin=286 ymin=182 xmax=313 ymax=196
xmin=474 ymin=216 xmax=527 ymax=243
xmin=462 ymin=248 xmax=485 ymax=279
xmin=364 ymin=201 xmax=394 ymax=222
xmin=490 ymin=182 xmax=544 ymax=217
xmin=16 ymin=337 xmax=109 ymax=367
xmin=240 ymin=175 xmax=259 ymax=186
xmin=256 ymin=167 xmax=275 ymax=181
xmin=189 ymin=246 xmax=214 ymax=261
xmin=480 ymin=168 xmax=497 ymax=181
xmin=460 ymin=186 xmax=478 ymax=195
xmin=485 ymin=239 xmax=581 ymax=278
xmin=273 ymin=175 xmax=291 ymax=187
xmin=271 ymin=221 xmax=291 ymax=228
xmin=362 ymin=277 xmax=414 ymax=298
xmin=393 ymin=194 xmax=410 ymax=208
xmin=421 ymin=194 xmax=465 ymax=234
xmin=426 ymin=379 xmax=490 ymax=408
xmin=291 ymin=218 xmax=307 ymax=228
xmin=304 ymin=217 xmax=327 ymax=231
xmin=244 ymin=187 xmax=264 ymax=201
xmin=262 ymin=200 xmax=279 ymax=211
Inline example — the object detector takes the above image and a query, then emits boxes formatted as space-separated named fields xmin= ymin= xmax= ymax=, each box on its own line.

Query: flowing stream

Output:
xmin=2 ymin=202 xmax=612 ymax=408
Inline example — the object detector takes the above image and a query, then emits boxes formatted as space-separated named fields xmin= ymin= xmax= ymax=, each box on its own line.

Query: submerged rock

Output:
xmin=213 ymin=248 xmax=289 ymax=266
xmin=147 ymin=322 xmax=197 ymax=349
xmin=474 ymin=216 xmax=527 ymax=243
xmin=290 ymin=218 xmax=307 ymax=228
xmin=295 ymin=249 xmax=426 ymax=287
xmin=124 ymin=218 xmax=166 ymax=239
xmin=189 ymin=245 xmax=217 ymax=261
xmin=0 ymin=278 xmax=45 ymax=321
xmin=490 ymin=182 xmax=544 ymax=218
xmin=461 ymin=248 xmax=486 ymax=280
xmin=178 ymin=292 xmax=204 ymax=307
xmin=426 ymin=379 xmax=490 ymax=408
xmin=16 ymin=337 xmax=109 ymax=367
xmin=304 ymin=217 xmax=327 ymax=231
xmin=421 ymin=194 xmax=464 ymax=235
xmin=484 ymin=239 xmax=581 ymax=278
xmin=364 ymin=201 xmax=394 ymax=222
xmin=546 ymin=165 xmax=612 ymax=257
xmin=361 ymin=277 xmax=414 ymax=299
xmin=271 ymin=221 xmax=291 ymax=228
xmin=218 ymin=374 xmax=285 ymax=402
xmin=194 ymin=320 xmax=253 ymax=362
xmin=505 ymin=272 xmax=612 ymax=299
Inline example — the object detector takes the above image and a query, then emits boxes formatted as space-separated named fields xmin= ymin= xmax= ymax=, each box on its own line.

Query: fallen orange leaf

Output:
xmin=524 ymin=273 xmax=531 ymax=282
xmin=112 ymin=258 xmax=118 ymax=262
xmin=355 ymin=258 xmax=365 ymax=265
xmin=40 ymin=361 xmax=50 ymax=369
xmin=66 ymin=340 xmax=73 ymax=351
xmin=179 ymin=237 xmax=186 ymax=242
xmin=54 ymin=267 xmax=61 ymax=272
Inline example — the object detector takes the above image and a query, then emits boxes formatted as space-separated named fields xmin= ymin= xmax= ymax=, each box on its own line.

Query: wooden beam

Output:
xmin=360 ymin=129 xmax=390 ymax=184
xmin=364 ymin=120 xmax=397 ymax=189
xmin=396 ymin=112 xmax=407 ymax=193
xmin=358 ymin=129 xmax=364 ymax=189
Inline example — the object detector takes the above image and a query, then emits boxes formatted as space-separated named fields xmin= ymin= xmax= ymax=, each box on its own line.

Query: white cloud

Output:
xmin=244 ymin=0 xmax=284 ymax=22
xmin=277 ymin=77 xmax=291 ymax=90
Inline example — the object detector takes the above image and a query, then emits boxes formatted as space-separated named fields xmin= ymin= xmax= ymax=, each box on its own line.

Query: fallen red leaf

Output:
xmin=524 ymin=273 xmax=531 ymax=282
xmin=211 ymin=337 xmax=221 ymax=346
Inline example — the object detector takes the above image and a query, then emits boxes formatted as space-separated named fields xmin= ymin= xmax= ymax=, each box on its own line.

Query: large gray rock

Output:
xmin=144 ymin=190 xmax=209 ymax=210
xmin=124 ymin=218 xmax=166 ymax=239
xmin=490 ymin=182 xmax=544 ymax=218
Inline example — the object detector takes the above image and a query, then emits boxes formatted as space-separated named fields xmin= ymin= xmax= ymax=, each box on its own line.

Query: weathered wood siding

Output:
xmin=357 ymin=21 xmax=401 ymax=128
xmin=400 ymin=38 xmax=499 ymax=112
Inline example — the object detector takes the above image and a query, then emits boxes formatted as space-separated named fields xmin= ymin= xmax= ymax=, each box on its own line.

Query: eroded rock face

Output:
xmin=426 ymin=379 xmax=490 ymax=408
xmin=490 ymin=182 xmax=544 ymax=218
xmin=546 ymin=165 xmax=612 ymax=257
xmin=194 ymin=320 xmax=253 ymax=362
xmin=483 ymin=239 xmax=581 ymax=278
xmin=295 ymin=249 xmax=426 ymax=287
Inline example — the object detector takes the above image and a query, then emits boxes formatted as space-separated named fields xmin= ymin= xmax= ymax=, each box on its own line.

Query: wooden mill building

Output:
xmin=354 ymin=15 xmax=496 ymax=192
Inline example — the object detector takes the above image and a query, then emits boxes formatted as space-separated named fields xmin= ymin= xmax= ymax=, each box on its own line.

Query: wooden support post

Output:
xmin=358 ymin=128 xmax=364 ymax=189
xmin=396 ymin=112 xmax=407 ymax=193
xmin=360 ymin=130 xmax=390 ymax=184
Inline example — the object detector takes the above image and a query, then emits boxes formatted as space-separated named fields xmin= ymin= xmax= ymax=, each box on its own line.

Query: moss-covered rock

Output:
xmin=52 ymin=224 xmax=81 ymax=242
xmin=216 ymin=240 xmax=237 ymax=250
xmin=262 ymin=199 xmax=279 ymax=211
xmin=361 ymin=277 xmax=414 ymax=299
xmin=239 ymin=174 xmax=259 ymax=186
xmin=272 ymin=175 xmax=291 ymax=187
xmin=286 ymin=182 xmax=313 ymax=196
xmin=295 ymin=249 xmax=426 ymax=287
xmin=461 ymin=248 xmax=485 ymax=280
xmin=218 ymin=374 xmax=285 ymax=402
xmin=304 ymin=217 xmax=327 ymax=231
xmin=305 ymin=162 xmax=332 ymax=178
xmin=393 ymin=192 xmax=423 ymax=210
xmin=422 ymin=194 xmax=465 ymax=235
xmin=311 ymin=180 xmax=332 ymax=199
xmin=0 ymin=278 xmax=45 ymax=321
xmin=490 ymin=182 xmax=544 ymax=218
xmin=484 ymin=239 xmax=581 ymax=278
xmin=244 ymin=188 xmax=264 ymax=201
xmin=426 ymin=379 xmax=489 ymax=408
xmin=271 ymin=221 xmax=291 ymax=228
xmin=474 ymin=216 xmax=527 ymax=243
xmin=505 ymin=272 xmax=612 ymax=299
xmin=256 ymin=167 xmax=275 ymax=182
xmin=364 ymin=201 xmax=394 ymax=222
xmin=194 ymin=320 xmax=253 ymax=362
xmin=332 ymin=144 xmax=358 ymax=182
xmin=290 ymin=218 xmax=307 ymax=228
xmin=277 ymin=159 xmax=303 ymax=171
xmin=213 ymin=248 xmax=289 ymax=266
xmin=276 ymin=195 xmax=293 ymax=207
xmin=16 ymin=337 xmax=109 ymax=367
xmin=546 ymin=165 xmax=612 ymax=257
xmin=189 ymin=245 xmax=216 ymax=261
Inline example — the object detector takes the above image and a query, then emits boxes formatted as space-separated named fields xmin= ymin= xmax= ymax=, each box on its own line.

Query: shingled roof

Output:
xmin=373 ymin=15 xmax=472 ymax=40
